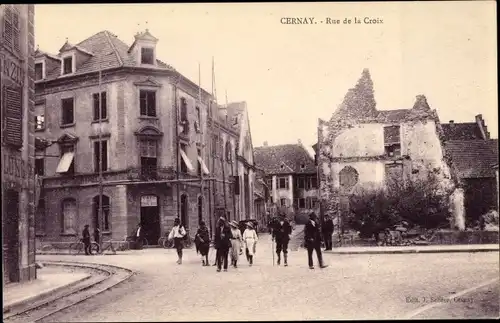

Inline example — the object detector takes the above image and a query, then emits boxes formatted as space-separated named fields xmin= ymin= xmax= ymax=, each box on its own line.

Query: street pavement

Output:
xmin=36 ymin=233 xmax=499 ymax=321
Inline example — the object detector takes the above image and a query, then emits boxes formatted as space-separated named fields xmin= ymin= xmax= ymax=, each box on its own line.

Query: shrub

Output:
xmin=347 ymin=171 xmax=452 ymax=239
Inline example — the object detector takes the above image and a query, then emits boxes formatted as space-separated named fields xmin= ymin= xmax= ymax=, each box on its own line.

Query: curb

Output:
xmin=3 ymin=269 xmax=92 ymax=314
xmin=324 ymin=248 xmax=500 ymax=255
xmin=3 ymin=261 xmax=134 ymax=319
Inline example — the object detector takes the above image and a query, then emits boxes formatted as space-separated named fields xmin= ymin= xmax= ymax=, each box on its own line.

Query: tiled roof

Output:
xmin=254 ymin=144 xmax=316 ymax=175
xmin=445 ymin=139 xmax=498 ymax=178
xmin=39 ymin=30 xmax=175 ymax=81
xmin=441 ymin=123 xmax=484 ymax=141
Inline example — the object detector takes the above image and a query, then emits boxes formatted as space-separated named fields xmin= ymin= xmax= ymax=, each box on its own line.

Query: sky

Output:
xmin=34 ymin=2 xmax=497 ymax=156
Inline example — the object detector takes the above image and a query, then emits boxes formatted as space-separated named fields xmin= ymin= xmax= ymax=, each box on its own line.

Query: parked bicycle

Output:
xmin=125 ymin=236 xmax=149 ymax=247
xmin=95 ymin=239 xmax=117 ymax=255
xmin=69 ymin=238 xmax=99 ymax=255
xmin=158 ymin=234 xmax=174 ymax=249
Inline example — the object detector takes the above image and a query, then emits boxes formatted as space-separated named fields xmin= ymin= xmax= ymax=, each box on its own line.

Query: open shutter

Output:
xmin=3 ymin=86 xmax=23 ymax=147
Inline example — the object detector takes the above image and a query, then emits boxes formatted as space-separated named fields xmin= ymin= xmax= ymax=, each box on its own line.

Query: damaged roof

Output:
xmin=445 ymin=139 xmax=499 ymax=178
xmin=254 ymin=144 xmax=316 ymax=175
xmin=441 ymin=123 xmax=484 ymax=141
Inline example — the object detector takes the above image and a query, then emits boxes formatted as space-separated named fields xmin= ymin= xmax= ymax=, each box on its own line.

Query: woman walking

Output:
xmin=243 ymin=222 xmax=258 ymax=266
xmin=168 ymin=218 xmax=186 ymax=264
xmin=195 ymin=221 xmax=211 ymax=266
xmin=214 ymin=216 xmax=232 ymax=272
xmin=229 ymin=220 xmax=243 ymax=268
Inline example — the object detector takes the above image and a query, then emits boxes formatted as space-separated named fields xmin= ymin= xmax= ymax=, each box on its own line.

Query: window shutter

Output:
xmin=3 ymin=86 xmax=23 ymax=147
xmin=4 ymin=8 xmax=13 ymax=50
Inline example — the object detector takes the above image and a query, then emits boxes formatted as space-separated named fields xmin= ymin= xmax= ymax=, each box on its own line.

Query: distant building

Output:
xmin=1 ymin=4 xmax=37 ymax=283
xmin=441 ymin=116 xmax=498 ymax=225
xmin=34 ymin=29 xmax=255 ymax=245
xmin=316 ymin=69 xmax=455 ymax=228
xmin=254 ymin=141 xmax=319 ymax=224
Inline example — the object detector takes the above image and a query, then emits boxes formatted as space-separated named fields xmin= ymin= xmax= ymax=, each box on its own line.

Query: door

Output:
xmin=3 ymin=189 xmax=20 ymax=283
xmin=140 ymin=195 xmax=160 ymax=245
xmin=180 ymin=194 xmax=188 ymax=228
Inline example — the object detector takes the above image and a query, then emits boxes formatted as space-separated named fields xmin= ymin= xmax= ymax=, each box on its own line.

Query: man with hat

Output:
xmin=322 ymin=214 xmax=334 ymax=251
xmin=82 ymin=224 xmax=91 ymax=255
xmin=304 ymin=212 xmax=328 ymax=269
xmin=214 ymin=216 xmax=232 ymax=272
xmin=272 ymin=214 xmax=292 ymax=266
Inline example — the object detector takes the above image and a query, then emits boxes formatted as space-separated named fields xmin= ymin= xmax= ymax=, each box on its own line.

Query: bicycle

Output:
xmin=69 ymin=238 xmax=99 ymax=255
xmin=158 ymin=234 xmax=174 ymax=249
xmin=96 ymin=239 xmax=117 ymax=255
xmin=125 ymin=236 xmax=149 ymax=247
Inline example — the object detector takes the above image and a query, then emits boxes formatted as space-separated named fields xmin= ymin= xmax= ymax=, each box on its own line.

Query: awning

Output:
xmin=197 ymin=156 xmax=210 ymax=175
xmin=56 ymin=152 xmax=74 ymax=173
xmin=180 ymin=149 xmax=195 ymax=172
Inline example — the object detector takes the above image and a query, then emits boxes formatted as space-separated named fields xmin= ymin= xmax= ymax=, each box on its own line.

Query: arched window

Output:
xmin=61 ymin=198 xmax=77 ymax=234
xmin=225 ymin=141 xmax=232 ymax=162
xmin=339 ymin=166 xmax=359 ymax=192
xmin=93 ymin=195 xmax=111 ymax=231
xmin=35 ymin=199 xmax=46 ymax=235
xmin=197 ymin=196 xmax=203 ymax=225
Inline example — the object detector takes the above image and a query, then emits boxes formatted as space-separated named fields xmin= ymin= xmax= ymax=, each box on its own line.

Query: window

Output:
xmin=212 ymin=136 xmax=218 ymax=155
xmin=197 ymin=148 xmax=202 ymax=176
xmin=93 ymin=92 xmax=107 ymax=121
xmin=298 ymin=198 xmax=306 ymax=209
xmin=339 ymin=166 xmax=359 ymax=191
xmin=56 ymin=145 xmax=75 ymax=174
xmin=139 ymin=90 xmax=156 ymax=117
xmin=3 ymin=6 xmax=20 ymax=54
xmin=35 ymin=63 xmax=44 ymax=80
xmin=61 ymin=98 xmax=74 ymax=125
xmin=35 ymin=158 xmax=44 ymax=176
xmin=225 ymin=141 xmax=232 ymax=162
xmin=384 ymin=125 xmax=401 ymax=157
xmin=62 ymin=56 xmax=73 ymax=75
xmin=93 ymin=195 xmax=111 ymax=232
xmin=3 ymin=86 xmax=23 ymax=147
xmin=180 ymin=144 xmax=188 ymax=173
xmin=307 ymin=197 xmax=318 ymax=209
xmin=278 ymin=177 xmax=289 ymax=189
xmin=297 ymin=177 xmax=306 ymax=189
xmin=61 ymin=198 xmax=77 ymax=234
xmin=195 ymin=106 xmax=201 ymax=133
xmin=93 ymin=140 xmax=108 ymax=172
xmin=280 ymin=198 xmax=287 ymax=207
xmin=140 ymin=140 xmax=157 ymax=179
xmin=385 ymin=164 xmax=403 ymax=186
xmin=36 ymin=199 xmax=46 ymax=235
xmin=141 ymin=47 xmax=154 ymax=65
xmin=197 ymin=196 xmax=203 ymax=225
xmin=310 ymin=176 xmax=318 ymax=189
xmin=180 ymin=98 xmax=189 ymax=135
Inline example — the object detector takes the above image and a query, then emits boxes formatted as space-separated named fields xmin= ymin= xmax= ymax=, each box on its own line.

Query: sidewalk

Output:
xmin=325 ymin=244 xmax=500 ymax=255
xmin=3 ymin=266 xmax=91 ymax=314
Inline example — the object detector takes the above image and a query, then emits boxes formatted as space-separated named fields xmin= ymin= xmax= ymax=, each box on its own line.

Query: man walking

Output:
xmin=214 ymin=216 xmax=232 ymax=272
xmin=272 ymin=215 xmax=292 ymax=266
xmin=322 ymin=214 xmax=334 ymax=251
xmin=304 ymin=213 xmax=328 ymax=269
xmin=82 ymin=224 xmax=91 ymax=255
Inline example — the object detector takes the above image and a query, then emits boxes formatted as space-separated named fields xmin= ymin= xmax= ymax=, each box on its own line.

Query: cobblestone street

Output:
xmin=36 ymin=235 xmax=499 ymax=321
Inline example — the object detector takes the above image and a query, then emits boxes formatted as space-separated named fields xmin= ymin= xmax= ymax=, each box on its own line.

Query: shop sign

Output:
xmin=140 ymin=195 xmax=158 ymax=207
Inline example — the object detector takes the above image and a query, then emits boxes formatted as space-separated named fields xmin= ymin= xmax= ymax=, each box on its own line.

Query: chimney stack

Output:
xmin=298 ymin=139 xmax=302 ymax=145
xmin=263 ymin=141 xmax=268 ymax=147
xmin=449 ymin=120 xmax=454 ymax=124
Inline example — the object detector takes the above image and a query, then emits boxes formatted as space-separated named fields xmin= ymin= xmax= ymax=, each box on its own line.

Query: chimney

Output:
xmin=263 ymin=141 xmax=268 ymax=147
xmin=449 ymin=120 xmax=454 ymax=124
xmin=298 ymin=139 xmax=302 ymax=145
xmin=475 ymin=114 xmax=488 ymax=139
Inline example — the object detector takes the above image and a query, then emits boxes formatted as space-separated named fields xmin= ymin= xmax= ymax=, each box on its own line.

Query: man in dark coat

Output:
xmin=322 ymin=214 xmax=334 ymax=251
xmin=134 ymin=223 xmax=143 ymax=250
xmin=214 ymin=216 xmax=232 ymax=272
xmin=82 ymin=224 xmax=91 ymax=255
xmin=272 ymin=215 xmax=292 ymax=266
xmin=304 ymin=213 xmax=328 ymax=269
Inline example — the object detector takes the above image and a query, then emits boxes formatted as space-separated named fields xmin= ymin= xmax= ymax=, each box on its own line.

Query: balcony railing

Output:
xmin=127 ymin=166 xmax=176 ymax=181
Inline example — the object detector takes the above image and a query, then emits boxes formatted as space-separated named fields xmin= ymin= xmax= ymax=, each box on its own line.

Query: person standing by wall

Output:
xmin=229 ymin=220 xmax=243 ymax=268
xmin=322 ymin=214 xmax=334 ymax=251
xmin=304 ymin=213 xmax=328 ymax=269
xmin=272 ymin=215 xmax=292 ymax=266
xmin=134 ymin=223 xmax=143 ymax=250
xmin=243 ymin=222 xmax=258 ymax=266
xmin=168 ymin=218 xmax=187 ymax=264
xmin=82 ymin=225 xmax=91 ymax=255
xmin=214 ymin=216 xmax=232 ymax=272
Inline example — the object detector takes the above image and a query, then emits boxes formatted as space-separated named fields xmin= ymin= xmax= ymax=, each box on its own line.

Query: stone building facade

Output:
xmin=254 ymin=141 xmax=319 ymax=224
xmin=34 ymin=29 xmax=255 ymax=245
xmin=316 ymin=69 xmax=456 ymax=229
xmin=1 ymin=4 xmax=37 ymax=283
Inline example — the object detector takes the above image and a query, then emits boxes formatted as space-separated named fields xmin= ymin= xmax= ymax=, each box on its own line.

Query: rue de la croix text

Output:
xmin=280 ymin=17 xmax=383 ymax=25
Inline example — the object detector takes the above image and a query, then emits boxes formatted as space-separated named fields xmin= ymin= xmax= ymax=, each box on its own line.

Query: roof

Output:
xmin=445 ymin=139 xmax=498 ymax=178
xmin=39 ymin=30 xmax=175 ymax=81
xmin=254 ymin=144 xmax=316 ymax=175
xmin=441 ymin=122 xmax=484 ymax=141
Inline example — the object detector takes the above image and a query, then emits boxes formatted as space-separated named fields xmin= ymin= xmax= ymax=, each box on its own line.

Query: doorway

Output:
xmin=180 ymin=194 xmax=188 ymax=228
xmin=3 ymin=189 xmax=20 ymax=283
xmin=140 ymin=195 xmax=160 ymax=245
xmin=197 ymin=196 xmax=203 ymax=225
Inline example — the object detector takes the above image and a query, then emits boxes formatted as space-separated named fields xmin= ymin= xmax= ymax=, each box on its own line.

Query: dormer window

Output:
xmin=35 ymin=62 xmax=45 ymax=81
xmin=141 ymin=47 xmax=154 ymax=65
xmin=62 ymin=55 xmax=74 ymax=75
